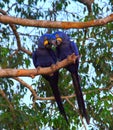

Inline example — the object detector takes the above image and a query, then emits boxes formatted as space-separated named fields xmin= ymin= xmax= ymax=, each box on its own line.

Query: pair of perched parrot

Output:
xmin=32 ymin=31 xmax=89 ymax=124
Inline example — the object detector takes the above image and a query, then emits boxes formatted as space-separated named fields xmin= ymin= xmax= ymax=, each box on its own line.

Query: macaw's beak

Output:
xmin=45 ymin=42 xmax=52 ymax=49
xmin=51 ymin=40 xmax=57 ymax=47
xmin=56 ymin=40 xmax=62 ymax=46
xmin=51 ymin=39 xmax=62 ymax=47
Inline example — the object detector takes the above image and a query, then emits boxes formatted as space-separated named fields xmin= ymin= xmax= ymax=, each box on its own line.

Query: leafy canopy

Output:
xmin=0 ymin=0 xmax=113 ymax=129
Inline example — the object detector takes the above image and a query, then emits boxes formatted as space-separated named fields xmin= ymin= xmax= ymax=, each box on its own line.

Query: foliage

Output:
xmin=0 ymin=0 xmax=113 ymax=129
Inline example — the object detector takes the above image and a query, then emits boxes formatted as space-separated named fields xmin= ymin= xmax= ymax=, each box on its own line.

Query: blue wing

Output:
xmin=32 ymin=48 xmax=56 ymax=67
xmin=70 ymin=41 xmax=79 ymax=56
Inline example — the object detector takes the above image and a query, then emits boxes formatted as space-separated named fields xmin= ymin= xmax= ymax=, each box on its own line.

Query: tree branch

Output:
xmin=78 ymin=0 xmax=94 ymax=14
xmin=0 ymin=9 xmax=32 ymax=56
xmin=13 ymin=77 xmax=37 ymax=108
xmin=20 ymin=47 xmax=32 ymax=55
xmin=0 ymin=54 xmax=78 ymax=77
xmin=0 ymin=90 xmax=14 ymax=110
xmin=0 ymin=9 xmax=21 ymax=48
xmin=66 ymin=97 xmax=87 ymax=129
xmin=35 ymin=84 xmax=112 ymax=101
xmin=0 ymin=14 xmax=113 ymax=29
xmin=0 ymin=89 xmax=16 ymax=119
xmin=0 ymin=52 xmax=112 ymax=101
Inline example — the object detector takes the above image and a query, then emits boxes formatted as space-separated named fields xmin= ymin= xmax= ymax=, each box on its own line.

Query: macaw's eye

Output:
xmin=56 ymin=37 xmax=62 ymax=45
xmin=56 ymin=37 xmax=62 ymax=42
xmin=44 ymin=40 xmax=52 ymax=48
xmin=44 ymin=40 xmax=49 ymax=46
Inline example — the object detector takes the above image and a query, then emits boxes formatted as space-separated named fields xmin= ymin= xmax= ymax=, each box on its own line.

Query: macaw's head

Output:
xmin=51 ymin=31 xmax=70 ymax=47
xmin=38 ymin=34 xmax=52 ymax=49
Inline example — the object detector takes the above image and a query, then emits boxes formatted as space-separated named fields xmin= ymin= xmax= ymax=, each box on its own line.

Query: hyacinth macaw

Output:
xmin=51 ymin=31 xmax=89 ymax=124
xmin=32 ymin=34 xmax=69 ymax=124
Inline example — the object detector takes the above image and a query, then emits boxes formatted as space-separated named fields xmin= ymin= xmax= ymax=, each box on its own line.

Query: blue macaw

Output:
xmin=32 ymin=34 xmax=69 ymax=124
xmin=51 ymin=31 xmax=89 ymax=124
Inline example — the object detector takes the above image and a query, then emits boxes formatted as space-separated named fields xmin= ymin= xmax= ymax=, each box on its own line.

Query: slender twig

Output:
xmin=66 ymin=97 xmax=87 ymax=130
xmin=0 ymin=89 xmax=16 ymax=119
xmin=0 ymin=8 xmax=32 ymax=56
xmin=35 ymin=84 xmax=112 ymax=100
xmin=13 ymin=77 xmax=37 ymax=106
xmin=0 ymin=9 xmax=21 ymax=48
xmin=65 ymin=97 xmax=77 ymax=111
xmin=20 ymin=47 xmax=32 ymax=55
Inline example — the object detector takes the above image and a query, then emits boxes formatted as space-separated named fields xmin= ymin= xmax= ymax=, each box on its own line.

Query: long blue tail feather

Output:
xmin=43 ymin=72 xmax=69 ymax=125
xmin=71 ymin=73 xmax=89 ymax=124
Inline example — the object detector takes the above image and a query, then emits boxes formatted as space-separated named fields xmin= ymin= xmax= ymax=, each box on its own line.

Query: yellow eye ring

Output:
xmin=44 ymin=40 xmax=48 ymax=46
xmin=56 ymin=37 xmax=62 ymax=42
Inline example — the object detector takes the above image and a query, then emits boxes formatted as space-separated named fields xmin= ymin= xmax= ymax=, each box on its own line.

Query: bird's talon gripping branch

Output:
xmin=66 ymin=54 xmax=77 ymax=64
xmin=36 ymin=66 xmax=41 ymax=72
xmin=67 ymin=55 xmax=72 ymax=62
xmin=30 ymin=74 xmax=35 ymax=79
xmin=56 ymin=61 xmax=60 ymax=67
xmin=71 ymin=53 xmax=77 ymax=63
xmin=49 ymin=73 xmax=54 ymax=76
xmin=49 ymin=64 xmax=56 ymax=76
xmin=51 ymin=64 xmax=56 ymax=71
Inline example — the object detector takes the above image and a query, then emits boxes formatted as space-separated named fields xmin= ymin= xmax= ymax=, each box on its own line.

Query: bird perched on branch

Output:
xmin=32 ymin=34 xmax=69 ymax=124
xmin=51 ymin=31 xmax=89 ymax=124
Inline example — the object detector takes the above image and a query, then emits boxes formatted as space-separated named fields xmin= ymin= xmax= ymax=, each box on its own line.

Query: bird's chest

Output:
xmin=57 ymin=44 xmax=73 ymax=60
xmin=36 ymin=49 xmax=54 ymax=67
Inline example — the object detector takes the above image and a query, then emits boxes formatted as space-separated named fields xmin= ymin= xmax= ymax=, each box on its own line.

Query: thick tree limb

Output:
xmin=0 ymin=14 xmax=113 ymax=29
xmin=0 ymin=54 xmax=78 ymax=77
